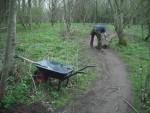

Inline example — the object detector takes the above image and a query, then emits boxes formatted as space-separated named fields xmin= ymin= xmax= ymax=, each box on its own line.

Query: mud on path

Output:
xmin=57 ymin=37 xmax=132 ymax=113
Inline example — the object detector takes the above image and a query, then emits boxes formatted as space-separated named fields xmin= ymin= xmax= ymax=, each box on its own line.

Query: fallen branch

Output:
xmin=27 ymin=65 xmax=37 ymax=94
xmin=121 ymin=96 xmax=140 ymax=113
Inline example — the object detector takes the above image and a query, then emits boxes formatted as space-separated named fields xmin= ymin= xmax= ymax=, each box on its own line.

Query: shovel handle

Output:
xmin=15 ymin=55 xmax=36 ymax=64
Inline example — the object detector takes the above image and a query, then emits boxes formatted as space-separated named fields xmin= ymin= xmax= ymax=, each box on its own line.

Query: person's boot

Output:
xmin=90 ymin=42 xmax=93 ymax=48
xmin=96 ymin=35 xmax=102 ymax=50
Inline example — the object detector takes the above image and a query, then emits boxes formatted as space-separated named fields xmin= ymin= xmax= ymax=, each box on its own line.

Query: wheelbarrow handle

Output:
xmin=65 ymin=65 xmax=96 ymax=78
xmin=75 ymin=65 xmax=96 ymax=72
xmin=15 ymin=55 xmax=36 ymax=64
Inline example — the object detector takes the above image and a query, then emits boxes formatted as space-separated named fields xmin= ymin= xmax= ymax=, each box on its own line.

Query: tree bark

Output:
xmin=0 ymin=0 xmax=16 ymax=101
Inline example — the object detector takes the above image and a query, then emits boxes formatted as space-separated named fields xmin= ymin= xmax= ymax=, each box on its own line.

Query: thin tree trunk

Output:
xmin=109 ymin=0 xmax=127 ymax=45
xmin=0 ymin=0 xmax=9 ymax=26
xmin=63 ymin=0 xmax=67 ymax=31
xmin=51 ymin=0 xmax=56 ymax=26
xmin=141 ymin=25 xmax=144 ymax=39
xmin=28 ymin=0 xmax=32 ymax=30
xmin=17 ymin=0 xmax=27 ymax=29
xmin=0 ymin=0 xmax=16 ymax=101
xmin=67 ymin=0 xmax=71 ymax=32
xmin=145 ymin=23 xmax=150 ymax=41
xmin=17 ymin=0 xmax=26 ymax=30
xmin=63 ymin=0 xmax=71 ymax=33
xmin=95 ymin=0 xmax=98 ymax=23
xmin=115 ymin=13 xmax=127 ymax=45
xmin=51 ymin=0 xmax=54 ymax=26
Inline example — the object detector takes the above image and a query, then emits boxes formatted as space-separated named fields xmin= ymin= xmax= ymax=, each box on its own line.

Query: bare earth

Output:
xmin=57 ymin=37 xmax=132 ymax=113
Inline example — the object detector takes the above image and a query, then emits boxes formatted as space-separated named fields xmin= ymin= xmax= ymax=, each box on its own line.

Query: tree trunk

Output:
xmin=63 ymin=0 xmax=71 ymax=33
xmin=67 ymin=0 xmax=71 ymax=33
xmin=0 ymin=0 xmax=16 ymax=101
xmin=0 ymin=0 xmax=9 ymax=26
xmin=28 ymin=0 xmax=32 ymax=30
xmin=145 ymin=23 xmax=150 ymax=41
xmin=51 ymin=0 xmax=57 ymax=26
xmin=95 ymin=0 xmax=98 ymax=23
xmin=114 ymin=13 xmax=127 ymax=45
xmin=112 ymin=0 xmax=127 ymax=46
xmin=17 ymin=0 xmax=27 ymax=29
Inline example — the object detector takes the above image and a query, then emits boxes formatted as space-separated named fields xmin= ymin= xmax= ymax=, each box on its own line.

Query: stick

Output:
xmin=27 ymin=66 xmax=37 ymax=94
xmin=29 ymin=73 xmax=37 ymax=93
xmin=121 ymin=96 xmax=140 ymax=113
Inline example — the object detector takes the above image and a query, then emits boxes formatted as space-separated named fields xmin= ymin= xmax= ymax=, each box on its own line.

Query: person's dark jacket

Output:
xmin=91 ymin=25 xmax=106 ymax=35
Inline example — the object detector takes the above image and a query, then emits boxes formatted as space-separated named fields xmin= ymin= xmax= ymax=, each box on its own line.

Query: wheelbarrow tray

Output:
xmin=34 ymin=60 xmax=74 ymax=79
xmin=16 ymin=55 xmax=95 ymax=89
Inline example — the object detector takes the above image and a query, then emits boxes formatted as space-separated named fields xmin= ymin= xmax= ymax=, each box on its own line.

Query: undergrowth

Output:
xmin=0 ymin=23 xmax=96 ymax=109
xmin=110 ymin=25 xmax=150 ymax=113
xmin=2 ymin=24 xmax=150 ymax=112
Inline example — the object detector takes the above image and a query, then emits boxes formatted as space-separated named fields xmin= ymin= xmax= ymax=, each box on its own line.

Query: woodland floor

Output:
xmin=56 ymin=34 xmax=132 ymax=113
xmin=0 ymin=32 xmax=132 ymax=113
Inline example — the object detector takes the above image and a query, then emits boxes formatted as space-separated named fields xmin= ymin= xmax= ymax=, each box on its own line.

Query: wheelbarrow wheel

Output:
xmin=58 ymin=78 xmax=70 ymax=90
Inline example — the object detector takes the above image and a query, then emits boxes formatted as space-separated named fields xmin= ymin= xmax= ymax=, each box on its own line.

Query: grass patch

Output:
xmin=0 ymin=23 xmax=96 ymax=109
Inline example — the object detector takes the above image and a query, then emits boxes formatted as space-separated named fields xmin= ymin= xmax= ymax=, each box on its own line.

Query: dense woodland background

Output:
xmin=0 ymin=0 xmax=150 ymax=113
xmin=1 ymin=0 xmax=150 ymax=43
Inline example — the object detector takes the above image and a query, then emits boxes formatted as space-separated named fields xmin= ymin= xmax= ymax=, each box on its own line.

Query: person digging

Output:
xmin=90 ymin=25 xmax=107 ymax=50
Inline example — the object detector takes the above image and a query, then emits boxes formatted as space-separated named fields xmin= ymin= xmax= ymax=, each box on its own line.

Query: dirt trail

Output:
xmin=57 ymin=37 xmax=132 ymax=113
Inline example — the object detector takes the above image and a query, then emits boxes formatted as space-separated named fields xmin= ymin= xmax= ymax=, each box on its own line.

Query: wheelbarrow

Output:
xmin=15 ymin=55 xmax=95 ymax=89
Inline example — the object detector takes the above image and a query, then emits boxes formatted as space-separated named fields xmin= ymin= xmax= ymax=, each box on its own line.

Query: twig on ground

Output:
xmin=121 ymin=96 xmax=140 ymax=113
xmin=28 ymin=64 xmax=37 ymax=93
